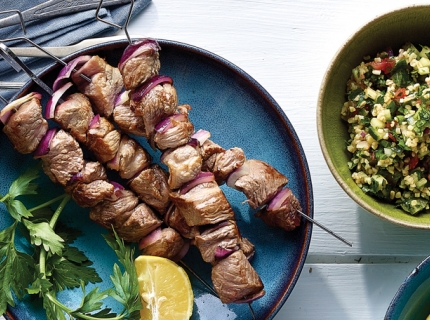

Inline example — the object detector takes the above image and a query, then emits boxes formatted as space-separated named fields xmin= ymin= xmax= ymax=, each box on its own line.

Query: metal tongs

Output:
xmin=0 ymin=0 xmax=134 ymax=103
xmin=0 ymin=0 xmax=132 ymax=29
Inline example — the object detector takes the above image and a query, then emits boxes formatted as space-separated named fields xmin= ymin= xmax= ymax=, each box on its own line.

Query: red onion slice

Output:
xmin=33 ymin=128 xmax=57 ymax=158
xmin=266 ymin=188 xmax=292 ymax=211
xmin=214 ymin=246 xmax=236 ymax=260
xmin=107 ymin=153 xmax=120 ymax=171
xmin=45 ymin=82 xmax=73 ymax=119
xmin=0 ymin=92 xmax=42 ymax=125
xmin=118 ymin=38 xmax=160 ymax=70
xmin=109 ymin=181 xmax=125 ymax=200
xmin=53 ymin=55 xmax=91 ymax=91
xmin=68 ymin=171 xmax=83 ymax=186
xmin=155 ymin=113 xmax=187 ymax=133
xmin=226 ymin=161 xmax=250 ymax=189
xmin=131 ymin=75 xmax=173 ymax=103
xmin=180 ymin=171 xmax=215 ymax=195
xmin=191 ymin=129 xmax=211 ymax=146
xmin=114 ymin=90 xmax=130 ymax=107
xmin=89 ymin=114 xmax=101 ymax=129
xmin=138 ymin=227 xmax=162 ymax=250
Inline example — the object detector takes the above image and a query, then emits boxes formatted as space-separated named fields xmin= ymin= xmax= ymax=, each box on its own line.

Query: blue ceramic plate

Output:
xmin=1 ymin=39 xmax=313 ymax=320
xmin=386 ymin=256 xmax=430 ymax=319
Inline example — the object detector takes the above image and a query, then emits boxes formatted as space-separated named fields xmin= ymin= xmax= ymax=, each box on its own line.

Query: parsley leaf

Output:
xmin=8 ymin=162 xmax=41 ymax=199
xmin=0 ymin=222 xmax=35 ymax=314
xmin=104 ymin=230 xmax=142 ymax=319
xmin=5 ymin=199 xmax=32 ymax=221
xmin=47 ymin=245 xmax=102 ymax=291
xmin=23 ymin=219 xmax=64 ymax=255
xmin=73 ymin=284 xmax=111 ymax=315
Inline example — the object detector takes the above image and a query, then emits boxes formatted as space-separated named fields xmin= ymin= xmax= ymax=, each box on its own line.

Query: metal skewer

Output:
xmin=297 ymin=210 xmax=353 ymax=247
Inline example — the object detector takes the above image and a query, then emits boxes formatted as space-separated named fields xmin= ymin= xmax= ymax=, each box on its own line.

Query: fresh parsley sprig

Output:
xmin=0 ymin=163 xmax=142 ymax=319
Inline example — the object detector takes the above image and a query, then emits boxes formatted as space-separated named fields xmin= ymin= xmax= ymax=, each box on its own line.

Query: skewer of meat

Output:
xmin=46 ymin=41 xmax=298 ymax=304
xmin=50 ymin=54 xmax=197 ymax=215
xmin=86 ymin=41 xmax=289 ymax=301
xmin=0 ymin=93 xmax=166 ymax=245
xmin=109 ymin=39 xmax=304 ymax=233
xmin=49 ymin=56 xmax=200 ymax=261
xmin=49 ymin=77 xmax=265 ymax=302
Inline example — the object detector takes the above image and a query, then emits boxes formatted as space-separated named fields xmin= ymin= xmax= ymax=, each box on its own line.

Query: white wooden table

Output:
xmin=125 ymin=1 xmax=430 ymax=319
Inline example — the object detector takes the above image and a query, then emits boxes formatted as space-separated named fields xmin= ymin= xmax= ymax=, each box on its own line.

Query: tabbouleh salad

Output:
xmin=342 ymin=42 xmax=430 ymax=215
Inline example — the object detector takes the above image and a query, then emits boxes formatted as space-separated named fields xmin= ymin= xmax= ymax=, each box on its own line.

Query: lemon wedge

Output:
xmin=135 ymin=255 xmax=193 ymax=320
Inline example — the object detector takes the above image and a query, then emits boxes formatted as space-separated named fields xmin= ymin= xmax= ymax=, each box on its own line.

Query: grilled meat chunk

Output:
xmin=200 ymin=139 xmax=225 ymax=159
xmin=113 ymin=99 xmax=147 ymax=137
xmin=201 ymin=141 xmax=246 ymax=184
xmin=118 ymin=39 xmax=161 ymax=90
xmin=116 ymin=203 xmax=162 ymax=242
xmin=86 ymin=116 xmax=121 ymax=163
xmin=164 ymin=206 xmax=199 ymax=239
xmin=169 ymin=181 xmax=235 ymax=226
xmin=54 ymin=93 xmax=94 ymax=143
xmin=131 ymin=82 xmax=178 ymax=145
xmin=229 ymin=159 xmax=289 ymax=209
xmin=107 ymin=135 xmax=151 ymax=179
xmin=212 ymin=250 xmax=265 ymax=304
xmin=139 ymin=227 xmax=186 ymax=260
xmin=255 ymin=188 xmax=302 ymax=231
xmin=74 ymin=161 xmax=107 ymax=183
xmin=195 ymin=220 xmax=241 ymax=265
xmin=162 ymin=144 xmax=202 ymax=190
xmin=90 ymin=188 xmax=163 ymax=242
xmin=154 ymin=105 xmax=194 ymax=150
xmin=129 ymin=164 xmax=171 ymax=214
xmin=71 ymin=180 xmax=115 ymax=208
xmin=239 ymin=237 xmax=255 ymax=260
xmin=72 ymin=55 xmax=124 ymax=117
xmin=41 ymin=129 xmax=84 ymax=186
xmin=119 ymin=39 xmax=161 ymax=90
xmin=64 ymin=161 xmax=113 ymax=207
xmin=89 ymin=189 xmax=139 ymax=231
xmin=3 ymin=96 xmax=48 ymax=154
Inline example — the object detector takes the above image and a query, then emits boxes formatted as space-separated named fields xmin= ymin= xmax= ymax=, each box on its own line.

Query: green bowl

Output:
xmin=317 ymin=5 xmax=430 ymax=229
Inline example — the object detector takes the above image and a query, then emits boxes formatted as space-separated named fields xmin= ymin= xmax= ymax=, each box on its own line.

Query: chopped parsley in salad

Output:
xmin=342 ymin=42 xmax=430 ymax=215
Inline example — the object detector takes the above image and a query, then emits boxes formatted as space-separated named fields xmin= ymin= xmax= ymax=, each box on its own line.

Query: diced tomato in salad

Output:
xmin=369 ymin=58 xmax=396 ymax=74
xmin=409 ymin=155 xmax=419 ymax=170
xmin=393 ymin=88 xmax=407 ymax=100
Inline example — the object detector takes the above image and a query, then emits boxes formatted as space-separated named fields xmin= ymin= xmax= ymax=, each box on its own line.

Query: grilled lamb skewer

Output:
xmin=50 ymin=88 xmax=170 ymax=215
xmin=52 ymin=41 xmax=292 ymax=303
xmin=1 ymin=93 xmax=166 ymax=244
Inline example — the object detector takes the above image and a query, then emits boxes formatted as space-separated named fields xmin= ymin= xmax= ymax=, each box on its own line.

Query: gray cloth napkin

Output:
xmin=0 ymin=0 xmax=151 ymax=101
